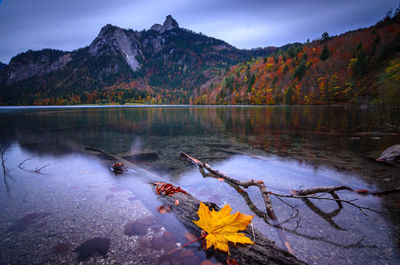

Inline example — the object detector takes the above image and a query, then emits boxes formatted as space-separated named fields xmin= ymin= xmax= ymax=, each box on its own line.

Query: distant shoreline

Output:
xmin=0 ymin=104 xmax=387 ymax=109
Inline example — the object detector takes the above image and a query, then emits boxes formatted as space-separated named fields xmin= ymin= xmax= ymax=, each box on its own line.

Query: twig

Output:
xmin=241 ymin=223 xmax=255 ymax=265
xmin=167 ymin=234 xmax=206 ymax=255
xmin=34 ymin=164 xmax=50 ymax=174
xmin=18 ymin=156 xmax=49 ymax=175
xmin=18 ymin=155 xmax=36 ymax=170
xmin=266 ymin=190 xmax=380 ymax=216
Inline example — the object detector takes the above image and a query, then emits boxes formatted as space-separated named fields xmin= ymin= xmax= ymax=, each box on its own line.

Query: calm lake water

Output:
xmin=0 ymin=105 xmax=399 ymax=265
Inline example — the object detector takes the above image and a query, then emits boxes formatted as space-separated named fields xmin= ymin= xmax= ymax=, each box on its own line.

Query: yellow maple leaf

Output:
xmin=193 ymin=202 xmax=254 ymax=254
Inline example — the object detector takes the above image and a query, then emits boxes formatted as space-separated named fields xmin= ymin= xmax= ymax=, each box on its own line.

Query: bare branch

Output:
xmin=180 ymin=151 xmax=296 ymax=255
xmin=18 ymin=156 xmax=49 ymax=175
xmin=18 ymin=155 xmax=36 ymax=170
xmin=266 ymin=191 xmax=380 ymax=216
xmin=1 ymin=144 xmax=11 ymax=196
xmin=179 ymin=151 xmax=387 ymax=255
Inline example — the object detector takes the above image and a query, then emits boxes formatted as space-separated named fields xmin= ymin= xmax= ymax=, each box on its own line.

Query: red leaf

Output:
xmin=153 ymin=182 xmax=188 ymax=196
xmin=227 ymin=257 xmax=239 ymax=265
xmin=354 ymin=189 xmax=369 ymax=194
xmin=157 ymin=205 xmax=171 ymax=214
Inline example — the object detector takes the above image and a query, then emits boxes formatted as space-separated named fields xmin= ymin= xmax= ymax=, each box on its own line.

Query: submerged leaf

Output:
xmin=193 ymin=202 xmax=254 ymax=254
xmin=157 ymin=205 xmax=172 ymax=214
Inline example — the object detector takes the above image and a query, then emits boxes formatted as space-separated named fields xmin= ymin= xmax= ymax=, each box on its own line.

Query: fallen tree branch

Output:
xmin=198 ymin=167 xmax=299 ymax=227
xmin=212 ymin=148 xmax=269 ymax=161
xmin=156 ymin=190 xmax=306 ymax=265
xmin=199 ymin=167 xmax=376 ymax=249
xmin=180 ymin=151 xmax=295 ymax=255
xmin=179 ymin=151 xmax=388 ymax=254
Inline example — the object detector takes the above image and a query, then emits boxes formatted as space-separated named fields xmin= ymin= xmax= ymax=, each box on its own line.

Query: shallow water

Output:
xmin=0 ymin=106 xmax=399 ymax=264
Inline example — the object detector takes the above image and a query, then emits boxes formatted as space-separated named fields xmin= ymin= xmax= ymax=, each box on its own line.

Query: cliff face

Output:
xmin=88 ymin=24 xmax=143 ymax=72
xmin=6 ymin=50 xmax=71 ymax=84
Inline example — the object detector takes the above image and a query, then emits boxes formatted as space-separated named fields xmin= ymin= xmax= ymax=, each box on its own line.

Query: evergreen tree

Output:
xmin=321 ymin=32 xmax=330 ymax=43
xmin=353 ymin=43 xmax=368 ymax=77
xmin=320 ymin=45 xmax=330 ymax=61
xmin=285 ymin=87 xmax=293 ymax=105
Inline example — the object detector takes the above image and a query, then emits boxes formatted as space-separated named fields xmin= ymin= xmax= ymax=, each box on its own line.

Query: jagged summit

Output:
xmin=163 ymin=15 xmax=179 ymax=30
xmin=151 ymin=15 xmax=179 ymax=33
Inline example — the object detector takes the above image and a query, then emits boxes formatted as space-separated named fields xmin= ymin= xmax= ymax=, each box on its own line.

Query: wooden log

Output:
xmin=180 ymin=151 xmax=295 ymax=255
xmin=157 ymin=191 xmax=307 ymax=265
xmin=119 ymin=151 xmax=158 ymax=162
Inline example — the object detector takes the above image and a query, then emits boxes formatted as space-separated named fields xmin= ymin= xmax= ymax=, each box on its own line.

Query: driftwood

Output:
xmin=157 ymin=191 xmax=306 ymax=265
xmin=179 ymin=152 xmax=387 ymax=214
xmin=178 ymin=151 xmax=392 ymax=256
xmin=83 ymin=147 xmax=165 ymax=183
xmin=118 ymin=150 xmax=158 ymax=162
xmin=180 ymin=151 xmax=296 ymax=255
xmin=84 ymin=147 xmax=142 ymax=171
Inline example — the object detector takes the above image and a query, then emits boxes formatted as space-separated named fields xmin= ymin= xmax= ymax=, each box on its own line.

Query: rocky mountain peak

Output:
xmin=163 ymin=15 xmax=179 ymax=30
xmin=89 ymin=23 xmax=142 ymax=72
xmin=151 ymin=15 xmax=179 ymax=33
xmin=97 ymin=24 xmax=123 ymax=38
xmin=150 ymin=24 xmax=164 ymax=32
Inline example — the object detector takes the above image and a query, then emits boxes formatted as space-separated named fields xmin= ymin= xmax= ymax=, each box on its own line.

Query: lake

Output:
xmin=0 ymin=105 xmax=399 ymax=265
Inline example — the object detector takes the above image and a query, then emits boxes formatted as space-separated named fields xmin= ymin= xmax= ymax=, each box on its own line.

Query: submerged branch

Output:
xmin=18 ymin=155 xmax=49 ymax=175
xmin=1 ymin=144 xmax=11 ymax=196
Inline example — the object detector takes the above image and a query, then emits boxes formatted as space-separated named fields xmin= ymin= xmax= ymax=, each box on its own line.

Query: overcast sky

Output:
xmin=0 ymin=0 xmax=398 ymax=63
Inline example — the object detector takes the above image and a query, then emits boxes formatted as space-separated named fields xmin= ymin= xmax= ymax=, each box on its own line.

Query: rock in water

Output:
xmin=377 ymin=144 xmax=400 ymax=166
xmin=74 ymin=237 xmax=110 ymax=261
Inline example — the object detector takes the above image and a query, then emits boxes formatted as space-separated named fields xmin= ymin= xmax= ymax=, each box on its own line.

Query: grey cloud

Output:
xmin=0 ymin=0 xmax=398 ymax=63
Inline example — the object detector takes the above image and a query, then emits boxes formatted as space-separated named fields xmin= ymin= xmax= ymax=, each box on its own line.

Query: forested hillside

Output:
xmin=193 ymin=11 xmax=400 ymax=105
xmin=1 ymin=13 xmax=399 ymax=106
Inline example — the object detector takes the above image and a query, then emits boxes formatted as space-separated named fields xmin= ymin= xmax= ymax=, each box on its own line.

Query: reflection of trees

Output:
xmin=2 ymin=106 xmax=399 ymax=157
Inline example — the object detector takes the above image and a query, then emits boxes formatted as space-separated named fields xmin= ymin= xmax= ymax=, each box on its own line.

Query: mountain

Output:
xmin=0 ymin=62 xmax=6 ymax=70
xmin=0 ymin=15 xmax=276 ymax=105
xmin=193 ymin=12 xmax=400 ymax=105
